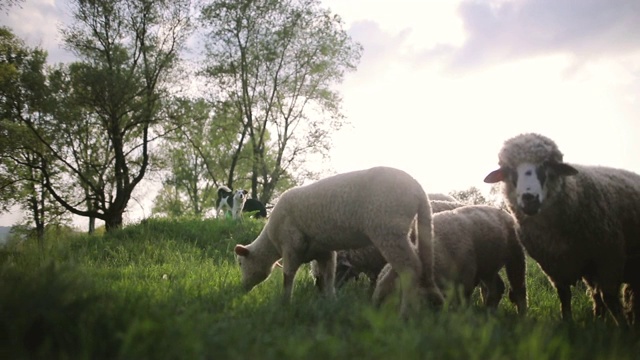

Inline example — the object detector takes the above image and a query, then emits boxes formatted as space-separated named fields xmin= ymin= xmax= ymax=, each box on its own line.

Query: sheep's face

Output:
xmin=234 ymin=245 xmax=273 ymax=292
xmin=484 ymin=161 xmax=578 ymax=216
xmin=513 ymin=163 xmax=547 ymax=215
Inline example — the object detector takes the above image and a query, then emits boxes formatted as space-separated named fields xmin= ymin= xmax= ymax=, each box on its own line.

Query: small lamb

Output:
xmin=234 ymin=166 xmax=444 ymax=316
xmin=374 ymin=205 xmax=527 ymax=314
xmin=311 ymin=199 xmax=466 ymax=291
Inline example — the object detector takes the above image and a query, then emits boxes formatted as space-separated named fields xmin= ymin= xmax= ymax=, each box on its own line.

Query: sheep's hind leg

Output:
xmin=596 ymin=260 xmax=626 ymax=326
xmin=583 ymin=277 xmax=606 ymax=318
xmin=374 ymin=233 xmax=422 ymax=318
xmin=623 ymin=283 xmax=640 ymax=326
xmin=482 ymin=274 xmax=506 ymax=310
xmin=600 ymin=284 xmax=625 ymax=327
xmin=372 ymin=264 xmax=397 ymax=307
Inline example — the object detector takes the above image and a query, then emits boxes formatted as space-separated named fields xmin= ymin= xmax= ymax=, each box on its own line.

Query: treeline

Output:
xmin=0 ymin=0 xmax=363 ymax=239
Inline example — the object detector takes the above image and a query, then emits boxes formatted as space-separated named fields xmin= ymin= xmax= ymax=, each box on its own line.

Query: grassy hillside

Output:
xmin=0 ymin=217 xmax=638 ymax=359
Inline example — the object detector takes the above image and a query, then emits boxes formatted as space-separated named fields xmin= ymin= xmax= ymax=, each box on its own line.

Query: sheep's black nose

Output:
xmin=520 ymin=193 xmax=541 ymax=215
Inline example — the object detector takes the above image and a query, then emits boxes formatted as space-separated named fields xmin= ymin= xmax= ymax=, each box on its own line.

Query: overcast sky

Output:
xmin=2 ymin=0 xmax=640 ymax=227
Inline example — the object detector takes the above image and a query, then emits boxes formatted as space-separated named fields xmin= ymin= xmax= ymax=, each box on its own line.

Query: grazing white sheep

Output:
xmin=311 ymin=199 xmax=466 ymax=291
xmin=233 ymin=166 xmax=444 ymax=316
xmin=374 ymin=205 xmax=528 ymax=314
xmin=483 ymin=133 xmax=640 ymax=325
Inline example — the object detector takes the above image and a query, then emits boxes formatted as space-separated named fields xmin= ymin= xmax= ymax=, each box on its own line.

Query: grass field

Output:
xmin=1 ymin=217 xmax=638 ymax=359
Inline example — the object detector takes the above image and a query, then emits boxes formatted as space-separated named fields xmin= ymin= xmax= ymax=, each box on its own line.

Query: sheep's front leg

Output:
xmin=281 ymin=256 xmax=302 ymax=304
xmin=555 ymin=283 xmax=573 ymax=321
xmin=315 ymin=251 xmax=337 ymax=298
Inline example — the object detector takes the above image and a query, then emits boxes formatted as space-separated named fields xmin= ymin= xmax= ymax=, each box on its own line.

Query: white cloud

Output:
xmin=0 ymin=0 xmax=76 ymax=63
xmin=448 ymin=0 xmax=640 ymax=70
xmin=325 ymin=0 xmax=640 ymax=195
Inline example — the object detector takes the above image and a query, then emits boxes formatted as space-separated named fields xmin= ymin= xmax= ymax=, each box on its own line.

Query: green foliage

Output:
xmin=1 ymin=218 xmax=638 ymax=359
xmin=0 ymin=27 xmax=70 ymax=236
xmin=1 ymin=0 xmax=197 ymax=232
xmin=200 ymin=0 xmax=363 ymax=204
xmin=153 ymin=97 xmax=258 ymax=217
xmin=450 ymin=186 xmax=491 ymax=205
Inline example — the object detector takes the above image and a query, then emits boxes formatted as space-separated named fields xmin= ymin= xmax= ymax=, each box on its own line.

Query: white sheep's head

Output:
xmin=234 ymin=244 xmax=275 ymax=292
xmin=484 ymin=160 xmax=578 ymax=215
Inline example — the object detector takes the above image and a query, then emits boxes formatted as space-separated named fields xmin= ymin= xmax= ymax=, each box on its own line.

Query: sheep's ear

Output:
xmin=546 ymin=161 xmax=579 ymax=177
xmin=484 ymin=168 xmax=505 ymax=183
xmin=234 ymin=244 xmax=250 ymax=257
xmin=242 ymin=189 xmax=249 ymax=195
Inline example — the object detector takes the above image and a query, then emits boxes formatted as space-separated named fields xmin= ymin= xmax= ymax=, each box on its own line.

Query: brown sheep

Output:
xmin=310 ymin=200 xmax=466 ymax=291
xmin=374 ymin=205 xmax=527 ymax=314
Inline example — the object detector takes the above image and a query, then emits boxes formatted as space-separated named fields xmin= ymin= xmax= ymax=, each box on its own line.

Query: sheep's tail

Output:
xmin=416 ymin=195 xmax=444 ymax=307
xmin=505 ymin=224 xmax=528 ymax=314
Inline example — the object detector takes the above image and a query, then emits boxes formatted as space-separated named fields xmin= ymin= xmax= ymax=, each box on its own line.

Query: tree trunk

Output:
xmin=88 ymin=217 xmax=96 ymax=234
xmin=104 ymin=212 xmax=123 ymax=232
xmin=35 ymin=222 xmax=45 ymax=250
xmin=87 ymin=197 xmax=96 ymax=234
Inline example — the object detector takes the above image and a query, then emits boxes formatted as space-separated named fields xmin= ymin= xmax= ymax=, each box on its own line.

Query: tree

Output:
xmin=0 ymin=27 xmax=69 ymax=245
xmin=449 ymin=186 xmax=490 ymax=205
xmin=153 ymin=96 xmax=285 ymax=217
xmin=200 ymin=0 xmax=362 ymax=204
xmin=153 ymin=97 xmax=235 ymax=217
xmin=5 ymin=0 xmax=194 ymax=232
xmin=151 ymin=182 xmax=187 ymax=218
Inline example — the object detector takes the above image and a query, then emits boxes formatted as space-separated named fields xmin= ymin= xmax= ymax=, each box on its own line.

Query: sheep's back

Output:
xmin=435 ymin=206 xmax=514 ymax=276
xmin=267 ymin=167 xmax=427 ymax=249
xmin=527 ymin=165 xmax=640 ymax=250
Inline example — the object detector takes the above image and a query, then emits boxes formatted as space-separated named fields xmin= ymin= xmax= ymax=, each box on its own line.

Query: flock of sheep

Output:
xmin=232 ymin=133 xmax=640 ymax=326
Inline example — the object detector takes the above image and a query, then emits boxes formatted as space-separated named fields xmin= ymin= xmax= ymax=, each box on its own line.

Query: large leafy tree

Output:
xmin=200 ymin=0 xmax=362 ymax=204
xmin=153 ymin=98 xmax=221 ymax=217
xmin=7 ymin=0 xmax=194 ymax=231
xmin=0 ymin=27 xmax=69 ymax=243
xmin=153 ymin=97 xmax=265 ymax=217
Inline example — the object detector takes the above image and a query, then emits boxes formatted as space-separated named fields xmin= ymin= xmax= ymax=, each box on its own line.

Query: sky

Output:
xmin=1 ymin=0 xmax=640 ymax=228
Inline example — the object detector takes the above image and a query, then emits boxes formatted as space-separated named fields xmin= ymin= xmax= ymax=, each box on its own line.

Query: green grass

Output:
xmin=1 ymin=217 xmax=638 ymax=359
